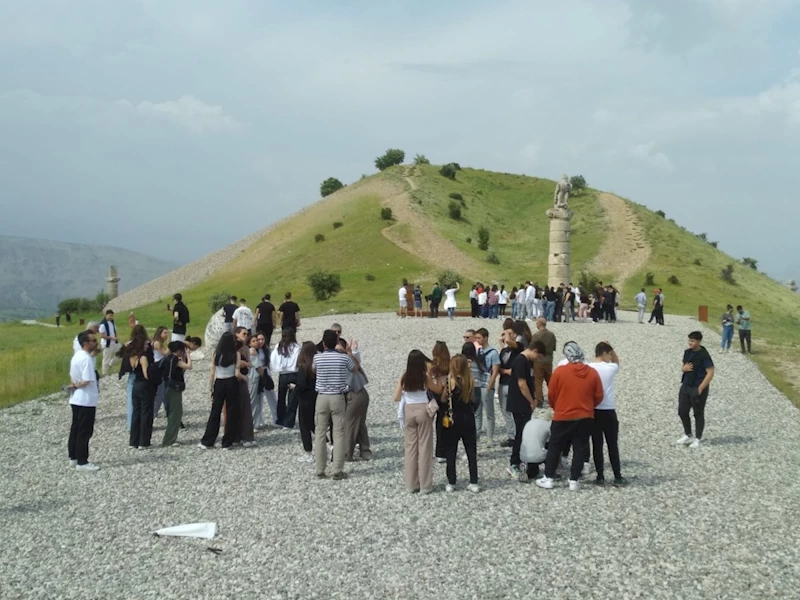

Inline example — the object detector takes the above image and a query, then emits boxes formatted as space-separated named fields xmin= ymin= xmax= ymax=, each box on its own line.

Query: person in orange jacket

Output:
xmin=535 ymin=341 xmax=603 ymax=491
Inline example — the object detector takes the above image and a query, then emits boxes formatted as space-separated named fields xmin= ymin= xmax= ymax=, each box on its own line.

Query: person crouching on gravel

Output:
xmin=441 ymin=354 xmax=480 ymax=493
xmin=536 ymin=342 xmax=603 ymax=492
xmin=506 ymin=340 xmax=547 ymax=481
xmin=676 ymin=331 xmax=715 ymax=449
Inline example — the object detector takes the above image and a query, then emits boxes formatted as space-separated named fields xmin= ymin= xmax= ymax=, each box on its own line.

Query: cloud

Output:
xmin=629 ymin=142 xmax=675 ymax=174
xmin=131 ymin=95 xmax=244 ymax=134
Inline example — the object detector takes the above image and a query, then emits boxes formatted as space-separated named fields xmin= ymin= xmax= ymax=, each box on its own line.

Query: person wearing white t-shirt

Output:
xmin=525 ymin=282 xmax=536 ymax=320
xmin=443 ymin=282 xmax=460 ymax=320
xmin=634 ymin=288 xmax=647 ymax=324
xmin=498 ymin=285 xmax=509 ymax=316
xmin=477 ymin=287 xmax=488 ymax=318
xmin=67 ymin=331 xmax=101 ymax=471
xmin=98 ymin=309 xmax=120 ymax=376
xmin=589 ymin=342 xmax=626 ymax=485
xmin=398 ymin=283 xmax=408 ymax=318
xmin=232 ymin=298 xmax=255 ymax=334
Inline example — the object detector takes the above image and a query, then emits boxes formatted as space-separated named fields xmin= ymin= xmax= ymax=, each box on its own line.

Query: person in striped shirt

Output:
xmin=312 ymin=330 xmax=358 ymax=480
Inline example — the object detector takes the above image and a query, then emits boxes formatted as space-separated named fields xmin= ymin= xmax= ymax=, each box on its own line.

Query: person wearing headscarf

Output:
xmin=535 ymin=342 xmax=603 ymax=492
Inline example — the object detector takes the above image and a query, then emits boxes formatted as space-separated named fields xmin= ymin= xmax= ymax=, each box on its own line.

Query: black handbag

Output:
xmin=166 ymin=356 xmax=186 ymax=392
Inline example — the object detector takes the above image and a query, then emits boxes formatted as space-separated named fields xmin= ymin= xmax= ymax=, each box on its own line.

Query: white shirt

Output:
xmin=398 ymin=287 xmax=407 ymax=301
xmin=444 ymin=288 xmax=457 ymax=309
xmin=98 ymin=320 xmax=117 ymax=348
xmin=589 ymin=361 xmax=619 ymax=410
xmin=469 ymin=289 xmax=477 ymax=300
xmin=635 ymin=292 xmax=647 ymax=307
xmin=520 ymin=416 xmax=551 ymax=464
xmin=270 ymin=343 xmax=301 ymax=373
xmin=526 ymin=285 xmax=535 ymax=301
xmin=72 ymin=336 xmax=82 ymax=354
xmin=233 ymin=306 xmax=255 ymax=330
xmin=516 ymin=288 xmax=527 ymax=303
xmin=478 ymin=291 xmax=487 ymax=305
xmin=499 ymin=290 xmax=508 ymax=304
xmin=70 ymin=350 xmax=99 ymax=407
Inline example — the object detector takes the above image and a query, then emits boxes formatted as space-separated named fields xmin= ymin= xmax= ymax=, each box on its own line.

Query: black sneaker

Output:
xmin=499 ymin=439 xmax=514 ymax=448
xmin=613 ymin=477 xmax=629 ymax=486
xmin=594 ymin=477 xmax=605 ymax=486
xmin=316 ymin=473 xmax=327 ymax=479
xmin=332 ymin=472 xmax=348 ymax=481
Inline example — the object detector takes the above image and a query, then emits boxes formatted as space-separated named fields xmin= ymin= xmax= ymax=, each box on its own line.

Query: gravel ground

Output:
xmin=2 ymin=312 xmax=800 ymax=599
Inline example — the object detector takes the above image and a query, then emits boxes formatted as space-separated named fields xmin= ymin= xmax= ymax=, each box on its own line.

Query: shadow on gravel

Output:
xmin=703 ymin=435 xmax=754 ymax=446
xmin=103 ymin=454 xmax=181 ymax=468
xmin=0 ymin=497 xmax=68 ymax=516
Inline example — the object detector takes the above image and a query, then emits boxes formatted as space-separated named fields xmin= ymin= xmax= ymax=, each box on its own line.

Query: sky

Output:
xmin=1 ymin=0 xmax=799 ymax=281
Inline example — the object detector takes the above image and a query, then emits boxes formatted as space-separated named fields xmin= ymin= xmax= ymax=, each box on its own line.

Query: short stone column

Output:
xmin=107 ymin=265 xmax=120 ymax=299
xmin=546 ymin=207 xmax=573 ymax=290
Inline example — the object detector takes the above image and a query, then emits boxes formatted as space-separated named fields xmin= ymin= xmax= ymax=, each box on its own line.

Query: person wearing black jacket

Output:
xmin=288 ymin=342 xmax=318 ymax=462
xmin=172 ymin=293 xmax=190 ymax=342
xmin=676 ymin=331 xmax=715 ymax=449
xmin=221 ymin=296 xmax=237 ymax=333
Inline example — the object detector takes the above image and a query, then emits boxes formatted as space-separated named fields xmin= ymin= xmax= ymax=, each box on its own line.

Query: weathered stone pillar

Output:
xmin=546 ymin=207 xmax=573 ymax=290
xmin=107 ymin=265 xmax=120 ymax=299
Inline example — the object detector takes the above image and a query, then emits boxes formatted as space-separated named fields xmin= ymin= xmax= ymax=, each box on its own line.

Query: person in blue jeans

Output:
xmin=720 ymin=305 xmax=734 ymax=353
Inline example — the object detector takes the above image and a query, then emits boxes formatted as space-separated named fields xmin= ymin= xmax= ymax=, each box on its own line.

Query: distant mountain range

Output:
xmin=0 ymin=236 xmax=177 ymax=321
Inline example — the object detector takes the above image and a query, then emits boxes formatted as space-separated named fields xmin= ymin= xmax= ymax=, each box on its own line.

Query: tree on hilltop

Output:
xmin=320 ymin=177 xmax=344 ymax=197
xmin=375 ymin=149 xmax=405 ymax=171
xmin=569 ymin=175 xmax=587 ymax=194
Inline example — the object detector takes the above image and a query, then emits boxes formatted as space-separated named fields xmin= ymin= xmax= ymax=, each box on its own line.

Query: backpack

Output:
xmin=475 ymin=347 xmax=498 ymax=374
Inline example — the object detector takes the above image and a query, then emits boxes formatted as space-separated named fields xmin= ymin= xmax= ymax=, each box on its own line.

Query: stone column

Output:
xmin=107 ymin=265 xmax=120 ymax=299
xmin=546 ymin=207 xmax=573 ymax=290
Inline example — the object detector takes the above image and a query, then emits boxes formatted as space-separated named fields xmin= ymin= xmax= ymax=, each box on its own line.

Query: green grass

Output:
xmin=3 ymin=167 xmax=800 ymax=409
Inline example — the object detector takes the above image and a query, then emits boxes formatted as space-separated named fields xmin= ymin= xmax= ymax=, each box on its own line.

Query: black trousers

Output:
xmin=470 ymin=298 xmax=479 ymax=318
xmin=509 ymin=412 xmax=539 ymax=477
xmin=739 ymin=329 xmax=752 ymax=353
xmin=679 ymin=385 xmax=708 ymax=439
xmin=130 ymin=379 xmax=155 ymax=448
xmin=435 ymin=409 xmax=446 ymax=459
xmin=649 ymin=306 xmax=664 ymax=325
xmin=592 ymin=409 xmax=621 ymax=479
xmin=443 ymin=412 xmax=478 ymax=485
xmin=202 ymin=377 xmax=240 ymax=448
xmin=544 ymin=419 xmax=593 ymax=480
xmin=68 ymin=405 xmax=96 ymax=465
xmin=278 ymin=373 xmax=298 ymax=427
xmin=298 ymin=396 xmax=317 ymax=452
xmin=430 ymin=300 xmax=440 ymax=318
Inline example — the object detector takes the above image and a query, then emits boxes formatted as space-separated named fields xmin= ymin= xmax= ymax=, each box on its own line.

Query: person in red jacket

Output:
xmin=536 ymin=341 xmax=603 ymax=491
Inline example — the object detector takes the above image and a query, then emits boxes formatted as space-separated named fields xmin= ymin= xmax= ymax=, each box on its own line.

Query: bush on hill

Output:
xmin=721 ymin=264 xmax=736 ymax=285
xmin=332 ymin=221 xmax=344 ymax=229
xmin=466 ymin=237 xmax=472 ymax=244
xmin=742 ymin=257 xmax=758 ymax=270
xmin=486 ymin=252 xmax=500 ymax=265
xmin=440 ymin=164 xmax=457 ymax=180
xmin=448 ymin=201 xmax=462 ymax=220
xmin=448 ymin=192 xmax=463 ymax=201
xmin=437 ymin=269 xmax=462 ymax=290
xmin=307 ymin=270 xmax=342 ymax=301
xmin=450 ymin=162 xmax=462 ymax=170
xmin=477 ymin=226 xmax=490 ymax=251
xmin=645 ymin=272 xmax=656 ymax=286
xmin=569 ymin=175 xmax=587 ymax=194
xmin=375 ymin=148 xmax=405 ymax=171
xmin=58 ymin=291 xmax=111 ymax=315
xmin=365 ymin=273 xmax=376 ymax=281
xmin=693 ymin=258 xmax=702 ymax=266
xmin=668 ymin=275 xmax=681 ymax=285
xmin=710 ymin=241 xmax=718 ymax=248
xmin=208 ymin=291 xmax=231 ymax=313
xmin=414 ymin=154 xmax=430 ymax=165
xmin=655 ymin=210 xmax=666 ymax=218
xmin=315 ymin=233 xmax=325 ymax=243
xmin=320 ymin=177 xmax=344 ymax=197
xmin=380 ymin=207 xmax=393 ymax=220
xmin=578 ymin=271 xmax=601 ymax=293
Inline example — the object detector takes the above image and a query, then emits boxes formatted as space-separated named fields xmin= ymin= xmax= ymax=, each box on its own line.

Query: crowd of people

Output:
xmin=65 ymin=290 xmax=724 ymax=490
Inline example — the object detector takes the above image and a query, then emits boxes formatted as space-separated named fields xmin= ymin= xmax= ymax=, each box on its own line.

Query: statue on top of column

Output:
xmin=553 ymin=174 xmax=571 ymax=209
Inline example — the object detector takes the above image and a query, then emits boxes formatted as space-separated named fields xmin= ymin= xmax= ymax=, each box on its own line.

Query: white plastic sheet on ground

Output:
xmin=154 ymin=522 xmax=216 ymax=539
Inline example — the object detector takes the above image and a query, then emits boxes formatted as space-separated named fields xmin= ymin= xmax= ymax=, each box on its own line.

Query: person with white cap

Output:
xmin=536 ymin=341 xmax=603 ymax=492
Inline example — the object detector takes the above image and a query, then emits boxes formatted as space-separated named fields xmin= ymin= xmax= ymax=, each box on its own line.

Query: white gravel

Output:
xmin=2 ymin=312 xmax=800 ymax=599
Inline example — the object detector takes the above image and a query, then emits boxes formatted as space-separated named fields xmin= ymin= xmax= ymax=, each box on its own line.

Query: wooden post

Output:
xmin=698 ymin=306 xmax=708 ymax=323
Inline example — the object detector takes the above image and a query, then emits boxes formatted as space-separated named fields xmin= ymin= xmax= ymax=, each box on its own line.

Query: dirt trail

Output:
xmin=587 ymin=193 xmax=651 ymax=288
xmin=380 ymin=166 xmax=484 ymax=277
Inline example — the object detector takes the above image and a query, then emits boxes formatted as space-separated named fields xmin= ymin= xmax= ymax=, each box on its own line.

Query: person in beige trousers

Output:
xmin=342 ymin=340 xmax=372 ymax=461
xmin=394 ymin=350 xmax=444 ymax=493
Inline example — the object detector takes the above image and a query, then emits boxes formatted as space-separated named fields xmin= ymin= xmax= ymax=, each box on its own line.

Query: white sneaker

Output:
xmin=76 ymin=462 xmax=100 ymax=472
xmin=569 ymin=479 xmax=580 ymax=492
xmin=445 ymin=484 xmax=455 ymax=493
xmin=171 ymin=442 xmax=181 ymax=447
xmin=506 ymin=465 xmax=520 ymax=478
xmin=197 ymin=443 xmax=211 ymax=450
xmin=582 ymin=462 xmax=591 ymax=476
xmin=297 ymin=454 xmax=314 ymax=463
xmin=435 ymin=457 xmax=447 ymax=464
xmin=69 ymin=459 xmax=78 ymax=467
xmin=535 ymin=476 xmax=554 ymax=489
xmin=689 ymin=438 xmax=702 ymax=449
xmin=676 ymin=434 xmax=694 ymax=446
xmin=467 ymin=483 xmax=480 ymax=493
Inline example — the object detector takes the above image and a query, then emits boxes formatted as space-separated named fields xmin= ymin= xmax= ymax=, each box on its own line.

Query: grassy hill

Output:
xmin=2 ymin=165 xmax=799 ymax=408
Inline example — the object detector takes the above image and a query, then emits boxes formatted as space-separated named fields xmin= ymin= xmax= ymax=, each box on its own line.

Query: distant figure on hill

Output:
xmin=171 ymin=293 xmax=190 ymax=342
xmin=398 ymin=282 xmax=408 ymax=318
xmin=98 ymin=309 xmax=120 ymax=376
xmin=635 ymin=288 xmax=647 ymax=324
xmin=222 ymin=296 xmax=238 ymax=333
xmin=649 ymin=289 xmax=665 ymax=325
xmin=65 ymin=311 xmax=72 ymax=324
xmin=735 ymin=305 xmax=752 ymax=354
xmin=429 ymin=282 xmax=443 ymax=318
xmin=720 ymin=304 xmax=734 ymax=353
xmin=55 ymin=311 xmax=61 ymax=327
xmin=413 ymin=285 xmax=423 ymax=318
xmin=278 ymin=292 xmax=300 ymax=331
xmin=254 ymin=294 xmax=276 ymax=346
xmin=233 ymin=298 xmax=255 ymax=335
xmin=443 ymin=281 xmax=460 ymax=320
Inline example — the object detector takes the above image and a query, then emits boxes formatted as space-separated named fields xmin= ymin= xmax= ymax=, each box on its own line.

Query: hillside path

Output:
xmin=379 ymin=166 xmax=485 ymax=278
xmin=587 ymin=193 xmax=651 ymax=288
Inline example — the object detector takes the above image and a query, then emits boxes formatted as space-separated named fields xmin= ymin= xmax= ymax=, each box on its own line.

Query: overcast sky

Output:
xmin=1 ymin=0 xmax=798 ymax=281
